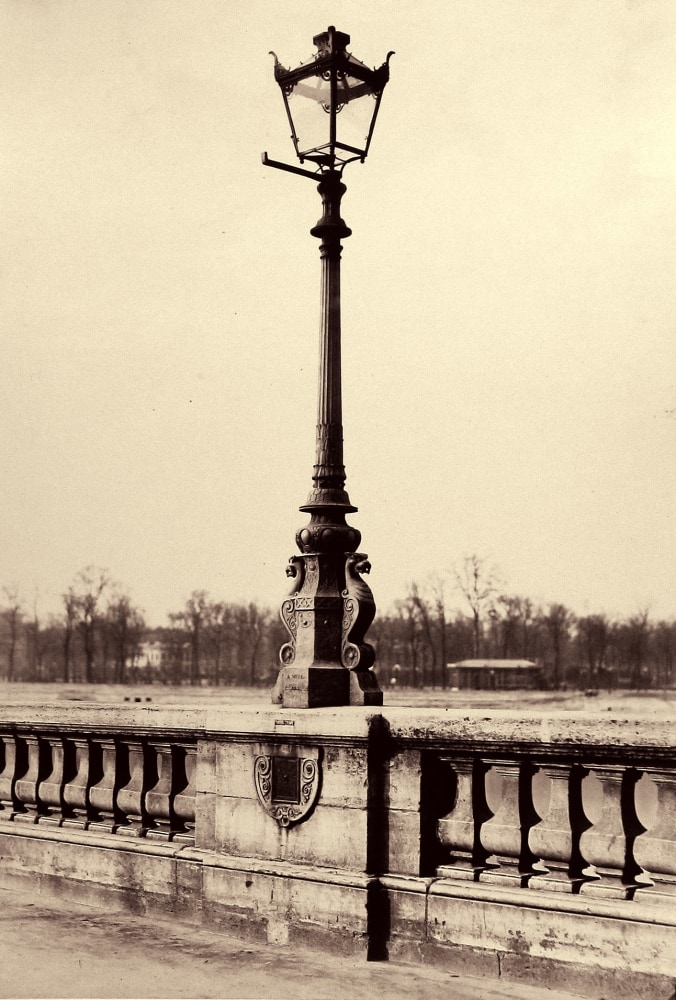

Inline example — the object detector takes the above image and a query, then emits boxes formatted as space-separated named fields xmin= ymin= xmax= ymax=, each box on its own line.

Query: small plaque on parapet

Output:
xmin=271 ymin=756 xmax=300 ymax=802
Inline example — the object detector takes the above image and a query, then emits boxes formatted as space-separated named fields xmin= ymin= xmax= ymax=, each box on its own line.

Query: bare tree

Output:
xmin=520 ymin=597 xmax=537 ymax=658
xmin=577 ymin=614 xmax=613 ymax=690
xmin=624 ymin=609 xmax=651 ymax=690
xmin=243 ymin=603 xmax=271 ymax=686
xmin=496 ymin=595 xmax=522 ymax=658
xmin=204 ymin=600 xmax=231 ymax=685
xmin=408 ymin=582 xmax=437 ymax=687
xmin=393 ymin=597 xmax=425 ymax=687
xmin=405 ymin=575 xmax=451 ymax=688
xmin=654 ymin=621 xmax=676 ymax=691
xmin=454 ymin=555 xmax=499 ymax=658
xmin=171 ymin=591 xmax=209 ymax=686
xmin=62 ymin=587 xmax=79 ymax=683
xmin=540 ymin=603 xmax=574 ymax=689
xmin=24 ymin=590 xmax=44 ymax=680
xmin=2 ymin=585 xmax=23 ymax=682
xmin=70 ymin=567 xmax=109 ymax=683
xmin=430 ymin=573 xmax=449 ymax=688
xmin=105 ymin=590 xmax=145 ymax=684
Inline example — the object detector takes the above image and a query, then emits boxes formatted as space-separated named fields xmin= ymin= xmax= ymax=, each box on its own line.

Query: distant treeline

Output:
xmin=1 ymin=557 xmax=674 ymax=690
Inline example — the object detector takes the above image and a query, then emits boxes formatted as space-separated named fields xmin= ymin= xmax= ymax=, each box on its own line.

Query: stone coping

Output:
xmin=0 ymin=703 xmax=672 ymax=752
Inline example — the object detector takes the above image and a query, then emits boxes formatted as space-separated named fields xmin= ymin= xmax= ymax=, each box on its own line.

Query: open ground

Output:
xmin=1 ymin=682 xmax=674 ymax=717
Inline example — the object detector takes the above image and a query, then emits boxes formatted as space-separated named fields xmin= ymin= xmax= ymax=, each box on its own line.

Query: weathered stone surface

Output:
xmin=0 ymin=704 xmax=206 ymax=734
xmin=211 ymin=794 xmax=368 ymax=870
xmin=204 ymin=706 xmax=375 ymax=741
xmin=387 ymin=749 xmax=422 ymax=811
xmin=201 ymin=860 xmax=371 ymax=954
xmin=380 ymin=874 xmax=430 ymax=942
xmin=213 ymin=797 xmax=284 ymax=858
xmin=383 ymin=709 xmax=674 ymax=758
xmin=194 ymin=738 xmax=217 ymax=795
xmin=212 ymin=741 xmax=259 ymax=800
xmin=428 ymin=879 xmax=675 ymax=977
xmin=321 ymin=744 xmax=369 ymax=808
xmin=0 ymin=830 xmax=182 ymax=903
xmin=387 ymin=810 xmax=423 ymax=875
xmin=194 ymin=789 xmax=217 ymax=851
xmin=284 ymin=804 xmax=367 ymax=868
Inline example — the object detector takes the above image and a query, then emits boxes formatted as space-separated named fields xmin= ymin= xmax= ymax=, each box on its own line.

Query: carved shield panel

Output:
xmin=254 ymin=748 xmax=321 ymax=827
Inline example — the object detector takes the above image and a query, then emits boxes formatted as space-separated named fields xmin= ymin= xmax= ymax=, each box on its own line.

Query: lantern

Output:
xmin=270 ymin=26 xmax=393 ymax=171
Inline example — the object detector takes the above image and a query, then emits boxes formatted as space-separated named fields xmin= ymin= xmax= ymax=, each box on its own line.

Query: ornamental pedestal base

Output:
xmin=274 ymin=665 xmax=384 ymax=709
xmin=349 ymin=670 xmax=383 ymax=707
xmin=277 ymin=666 xmax=349 ymax=709
xmin=275 ymin=538 xmax=383 ymax=709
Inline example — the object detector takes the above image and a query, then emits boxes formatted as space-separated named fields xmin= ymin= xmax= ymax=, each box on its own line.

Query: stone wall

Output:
xmin=0 ymin=703 xmax=673 ymax=997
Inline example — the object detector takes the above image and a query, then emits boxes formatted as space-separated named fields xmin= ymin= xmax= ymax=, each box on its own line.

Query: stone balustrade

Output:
xmin=0 ymin=726 xmax=196 ymax=841
xmin=0 ymin=703 xmax=672 ymax=997
xmin=378 ymin=712 xmax=676 ymax=900
xmin=425 ymin=749 xmax=671 ymax=902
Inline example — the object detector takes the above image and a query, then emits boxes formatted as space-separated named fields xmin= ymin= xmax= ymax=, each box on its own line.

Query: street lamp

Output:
xmin=263 ymin=27 xmax=393 ymax=708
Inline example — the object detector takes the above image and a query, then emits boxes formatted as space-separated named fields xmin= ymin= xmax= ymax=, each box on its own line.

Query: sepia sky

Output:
xmin=2 ymin=0 xmax=675 ymax=626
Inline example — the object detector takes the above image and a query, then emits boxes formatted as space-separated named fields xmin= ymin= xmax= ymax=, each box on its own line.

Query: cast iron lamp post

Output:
xmin=263 ymin=26 xmax=393 ymax=708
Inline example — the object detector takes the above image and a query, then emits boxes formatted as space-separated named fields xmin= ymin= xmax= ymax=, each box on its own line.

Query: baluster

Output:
xmin=63 ymin=738 xmax=101 ymax=829
xmin=0 ymin=734 xmax=25 ymax=818
xmin=37 ymin=736 xmax=70 ymax=827
xmin=89 ymin=739 xmax=126 ymax=834
xmin=632 ymin=769 xmax=676 ymax=901
xmin=14 ymin=735 xmax=46 ymax=825
xmin=116 ymin=740 xmax=153 ymax=835
xmin=172 ymin=744 xmax=196 ymax=844
xmin=620 ymin=768 xmax=654 ymax=894
xmin=578 ymin=765 xmax=628 ymax=897
xmin=529 ymin=763 xmax=595 ymax=892
xmin=477 ymin=760 xmax=523 ymax=885
xmin=145 ymin=742 xmax=173 ymax=841
xmin=0 ymin=738 xmax=5 ymax=811
xmin=437 ymin=758 xmax=490 ymax=879
xmin=479 ymin=760 xmax=543 ymax=886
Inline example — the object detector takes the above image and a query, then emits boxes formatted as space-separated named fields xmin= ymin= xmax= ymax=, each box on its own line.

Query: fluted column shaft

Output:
xmin=303 ymin=171 xmax=353 ymax=512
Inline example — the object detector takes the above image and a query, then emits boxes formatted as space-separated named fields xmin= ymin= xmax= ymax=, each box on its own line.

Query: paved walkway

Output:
xmin=0 ymin=887 xmax=592 ymax=1000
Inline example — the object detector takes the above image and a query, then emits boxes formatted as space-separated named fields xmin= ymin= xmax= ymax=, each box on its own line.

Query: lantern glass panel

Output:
xmin=286 ymin=57 xmax=379 ymax=165
xmin=285 ymin=78 xmax=331 ymax=160
xmin=333 ymin=90 xmax=379 ymax=159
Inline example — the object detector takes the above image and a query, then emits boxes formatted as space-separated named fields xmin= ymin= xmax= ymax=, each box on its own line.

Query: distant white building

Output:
xmin=446 ymin=658 xmax=543 ymax=690
xmin=127 ymin=640 xmax=163 ymax=674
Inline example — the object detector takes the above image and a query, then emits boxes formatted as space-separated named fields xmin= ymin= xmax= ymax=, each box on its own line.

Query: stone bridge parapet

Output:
xmin=0 ymin=703 xmax=673 ymax=998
